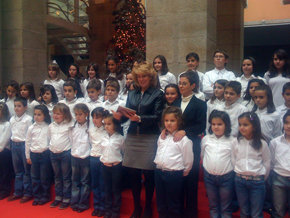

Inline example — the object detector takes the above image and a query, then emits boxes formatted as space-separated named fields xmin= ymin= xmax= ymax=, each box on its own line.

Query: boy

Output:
xmin=216 ymin=81 xmax=248 ymax=136
xmin=203 ymin=50 xmax=236 ymax=100
xmin=8 ymin=97 xmax=33 ymax=203
xmin=276 ymin=82 xmax=290 ymax=125
xmin=85 ymin=78 xmax=103 ymax=112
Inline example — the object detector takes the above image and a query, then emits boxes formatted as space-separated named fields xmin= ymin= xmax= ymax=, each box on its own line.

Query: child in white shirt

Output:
xmin=44 ymin=63 xmax=64 ymax=101
xmin=154 ymin=106 xmax=193 ymax=218
xmin=1 ymin=80 xmax=19 ymax=116
xmin=100 ymin=113 xmax=124 ymax=218
xmin=8 ymin=97 xmax=33 ymax=202
xmin=85 ymin=78 xmax=103 ymax=113
xmin=276 ymin=82 xmax=290 ymax=125
xmin=19 ymin=82 xmax=39 ymax=117
xmin=39 ymin=84 xmax=59 ymax=119
xmin=241 ymin=79 xmax=265 ymax=111
xmin=70 ymin=103 xmax=91 ymax=212
xmin=25 ymin=105 xmax=51 ymax=206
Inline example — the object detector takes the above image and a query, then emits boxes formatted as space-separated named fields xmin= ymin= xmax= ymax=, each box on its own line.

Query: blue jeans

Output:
xmin=155 ymin=169 xmax=183 ymax=218
xmin=203 ymin=169 xmax=234 ymax=218
xmin=271 ymin=171 xmax=290 ymax=218
xmin=235 ymin=174 xmax=265 ymax=218
xmin=11 ymin=141 xmax=32 ymax=197
xmin=71 ymin=156 xmax=90 ymax=210
xmin=50 ymin=150 xmax=71 ymax=203
xmin=90 ymin=156 xmax=105 ymax=212
xmin=30 ymin=150 xmax=51 ymax=201
xmin=102 ymin=163 xmax=122 ymax=217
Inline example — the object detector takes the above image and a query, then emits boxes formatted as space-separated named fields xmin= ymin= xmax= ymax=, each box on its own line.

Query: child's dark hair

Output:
xmin=103 ymin=112 xmax=122 ymax=135
xmin=225 ymin=81 xmax=242 ymax=95
xmin=161 ymin=106 xmax=183 ymax=130
xmin=73 ymin=103 xmax=90 ymax=129
xmin=63 ymin=79 xmax=84 ymax=98
xmin=243 ymin=79 xmax=265 ymax=101
xmin=48 ymin=63 xmax=61 ymax=80
xmin=253 ymin=85 xmax=275 ymax=113
xmin=210 ymin=79 xmax=228 ymax=103
xmin=91 ymin=107 xmax=106 ymax=118
xmin=0 ymin=102 xmax=10 ymax=122
xmin=20 ymin=82 xmax=36 ymax=100
xmin=53 ymin=103 xmax=72 ymax=122
xmin=164 ymin=84 xmax=181 ymax=103
xmin=282 ymin=82 xmax=290 ymax=95
xmin=105 ymin=77 xmax=120 ymax=93
xmin=105 ymin=55 xmax=124 ymax=81
xmin=40 ymin=84 xmax=58 ymax=104
xmin=282 ymin=109 xmax=290 ymax=124
xmin=186 ymin=52 xmax=199 ymax=62
xmin=238 ymin=112 xmax=263 ymax=151
xmin=86 ymin=78 xmax=102 ymax=91
xmin=208 ymin=110 xmax=231 ymax=137
xmin=68 ymin=63 xmax=83 ymax=81
xmin=86 ymin=63 xmax=100 ymax=79
xmin=180 ymin=70 xmax=199 ymax=89
xmin=213 ymin=49 xmax=229 ymax=59
xmin=14 ymin=96 xmax=28 ymax=107
xmin=268 ymin=49 xmax=290 ymax=78
xmin=5 ymin=80 xmax=19 ymax=100
xmin=241 ymin=57 xmax=257 ymax=76
xmin=34 ymin=104 xmax=51 ymax=124
xmin=153 ymin=55 xmax=169 ymax=75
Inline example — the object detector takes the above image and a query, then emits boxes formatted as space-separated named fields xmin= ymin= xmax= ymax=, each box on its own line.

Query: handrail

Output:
xmin=48 ymin=2 xmax=73 ymax=23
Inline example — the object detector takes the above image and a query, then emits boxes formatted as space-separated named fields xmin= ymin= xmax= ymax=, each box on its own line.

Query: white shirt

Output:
xmin=158 ymin=72 xmax=176 ymax=90
xmin=70 ymin=122 xmax=90 ymax=159
xmin=201 ymin=134 xmax=235 ymax=175
xmin=255 ymin=108 xmax=282 ymax=143
xmin=102 ymin=98 xmax=125 ymax=113
xmin=241 ymin=99 xmax=255 ymax=111
xmin=1 ymin=97 xmax=16 ymax=116
xmin=25 ymin=122 xmax=49 ymax=159
xmin=85 ymin=98 xmax=103 ymax=113
xmin=100 ymin=132 xmax=124 ymax=164
xmin=26 ymin=100 xmax=40 ymax=117
xmin=59 ymin=97 xmax=84 ymax=120
xmin=236 ymin=75 xmax=265 ymax=97
xmin=216 ymin=101 xmax=248 ymax=137
xmin=264 ymin=72 xmax=290 ymax=107
xmin=44 ymin=102 xmax=55 ymax=119
xmin=232 ymin=137 xmax=271 ymax=178
xmin=82 ymin=78 xmax=105 ymax=98
xmin=10 ymin=113 xmax=32 ymax=142
xmin=0 ymin=121 xmax=11 ymax=151
xmin=269 ymin=135 xmax=290 ymax=177
xmin=276 ymin=104 xmax=289 ymax=127
xmin=48 ymin=120 xmax=74 ymax=153
xmin=203 ymin=68 xmax=236 ymax=99
xmin=44 ymin=79 xmax=65 ymax=101
xmin=181 ymin=94 xmax=194 ymax=113
xmin=206 ymin=98 xmax=225 ymax=134
xmin=154 ymin=134 xmax=193 ymax=176
xmin=194 ymin=91 xmax=205 ymax=101
xmin=89 ymin=125 xmax=106 ymax=157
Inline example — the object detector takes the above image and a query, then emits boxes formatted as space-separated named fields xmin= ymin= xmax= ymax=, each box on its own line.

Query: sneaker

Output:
xmin=20 ymin=196 xmax=33 ymax=203
xmin=50 ymin=200 xmax=61 ymax=208
xmin=59 ymin=202 xmax=70 ymax=210
xmin=7 ymin=195 xmax=22 ymax=202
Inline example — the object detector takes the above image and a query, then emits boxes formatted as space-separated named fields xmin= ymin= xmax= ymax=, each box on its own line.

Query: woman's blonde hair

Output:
xmin=131 ymin=61 xmax=158 ymax=88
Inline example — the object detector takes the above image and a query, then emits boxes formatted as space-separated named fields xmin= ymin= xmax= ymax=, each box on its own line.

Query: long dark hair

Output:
xmin=34 ymin=105 xmax=51 ymax=124
xmin=86 ymin=63 xmax=100 ymax=79
xmin=20 ymin=82 xmax=36 ymax=101
xmin=210 ymin=79 xmax=227 ymax=104
xmin=103 ymin=112 xmax=122 ymax=135
xmin=40 ymin=84 xmax=58 ymax=104
xmin=164 ymin=84 xmax=181 ymax=105
xmin=238 ymin=112 xmax=263 ymax=151
xmin=105 ymin=55 xmax=124 ymax=81
xmin=208 ymin=110 xmax=231 ymax=137
xmin=0 ymin=102 xmax=10 ymax=122
xmin=4 ymin=80 xmax=19 ymax=101
xmin=153 ymin=55 xmax=169 ymax=75
xmin=252 ymin=85 xmax=275 ymax=114
xmin=243 ymin=79 xmax=265 ymax=101
xmin=241 ymin=56 xmax=257 ymax=76
xmin=67 ymin=63 xmax=83 ymax=81
xmin=268 ymin=49 xmax=290 ymax=78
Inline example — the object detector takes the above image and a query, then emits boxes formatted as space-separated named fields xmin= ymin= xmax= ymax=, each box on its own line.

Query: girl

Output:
xmin=236 ymin=57 xmax=265 ymax=96
xmin=67 ymin=63 xmax=85 ymax=97
xmin=232 ymin=112 xmax=271 ymax=218
xmin=269 ymin=110 xmax=290 ymax=218
xmin=264 ymin=49 xmax=290 ymax=107
xmin=100 ymin=113 xmax=124 ymax=218
xmin=153 ymin=55 xmax=176 ymax=90
xmin=48 ymin=103 xmax=73 ymax=209
xmin=83 ymin=63 xmax=104 ymax=98
xmin=164 ymin=84 xmax=181 ymax=107
xmin=70 ymin=103 xmax=91 ymax=212
xmin=154 ymin=106 xmax=193 ymax=218
xmin=89 ymin=107 xmax=107 ymax=217
xmin=40 ymin=84 xmax=58 ymax=118
xmin=1 ymin=80 xmax=19 ymax=116
xmin=253 ymin=85 xmax=282 ymax=143
xmin=20 ymin=82 xmax=39 ymax=117
xmin=25 ymin=105 xmax=51 ymax=206
xmin=119 ymin=72 xmax=134 ymax=102
xmin=0 ymin=103 xmax=13 ymax=200
xmin=201 ymin=110 xmax=235 ymax=218
xmin=206 ymin=79 xmax=227 ymax=134
xmin=105 ymin=55 xmax=126 ymax=91
xmin=242 ymin=79 xmax=265 ymax=111
xmin=44 ymin=63 xmax=64 ymax=101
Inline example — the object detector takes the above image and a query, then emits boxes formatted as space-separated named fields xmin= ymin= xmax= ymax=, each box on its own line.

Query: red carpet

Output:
xmin=0 ymin=181 xmax=270 ymax=218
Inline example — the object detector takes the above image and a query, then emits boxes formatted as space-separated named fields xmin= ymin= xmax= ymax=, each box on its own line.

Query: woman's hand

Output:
xmin=160 ymin=129 xmax=167 ymax=140
xmin=129 ymin=114 xmax=141 ymax=122
xmin=173 ymin=130 xmax=186 ymax=142
xmin=111 ymin=111 xmax=122 ymax=120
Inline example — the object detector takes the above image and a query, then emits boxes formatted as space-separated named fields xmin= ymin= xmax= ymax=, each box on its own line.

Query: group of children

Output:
xmin=0 ymin=49 xmax=289 ymax=218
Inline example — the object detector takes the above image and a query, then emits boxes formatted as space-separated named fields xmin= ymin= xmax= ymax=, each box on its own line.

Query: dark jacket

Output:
xmin=126 ymin=86 xmax=164 ymax=135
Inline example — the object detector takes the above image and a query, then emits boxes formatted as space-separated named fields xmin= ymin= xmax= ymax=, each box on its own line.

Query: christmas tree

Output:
xmin=110 ymin=0 xmax=146 ymax=68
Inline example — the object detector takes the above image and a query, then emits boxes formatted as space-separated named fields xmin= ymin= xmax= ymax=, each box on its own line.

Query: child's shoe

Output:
xmin=50 ymin=200 xmax=61 ymax=208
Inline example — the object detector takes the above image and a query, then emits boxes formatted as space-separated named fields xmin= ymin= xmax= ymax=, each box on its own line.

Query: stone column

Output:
xmin=146 ymin=0 xmax=217 ymax=75
xmin=1 ymin=0 xmax=47 ymax=90
xmin=217 ymin=0 xmax=246 ymax=75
